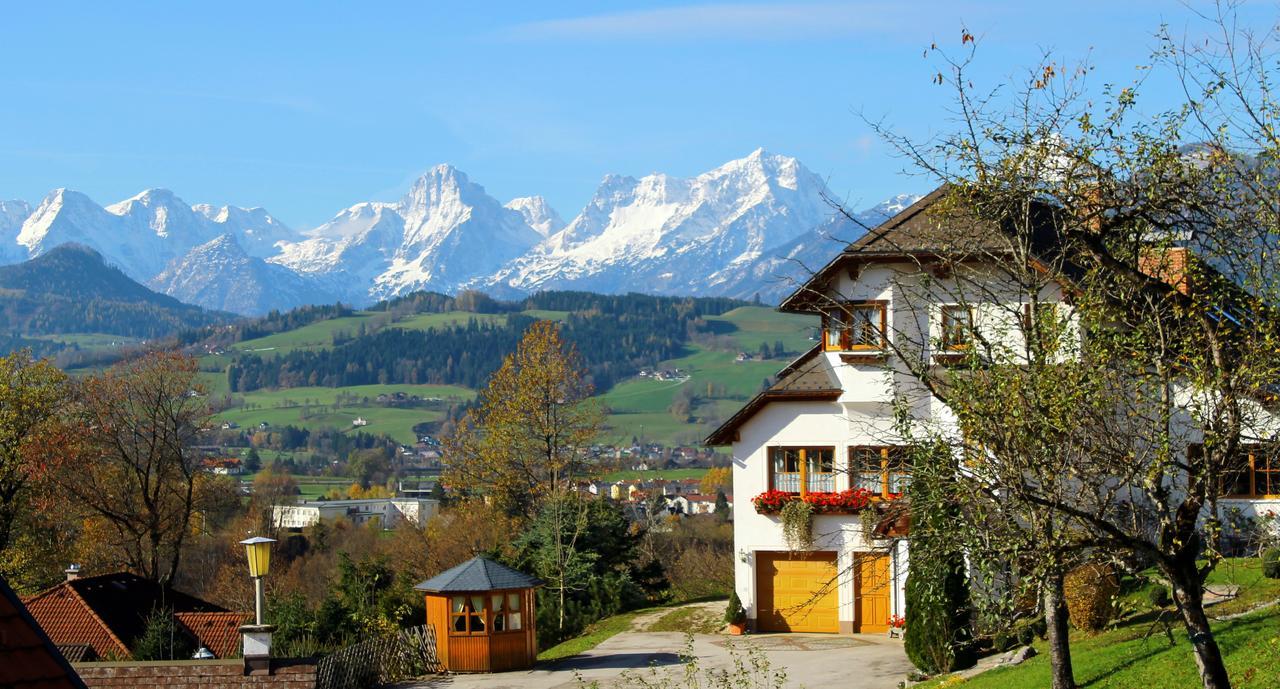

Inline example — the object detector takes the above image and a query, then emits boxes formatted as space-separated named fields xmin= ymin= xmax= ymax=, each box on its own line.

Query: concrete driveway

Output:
xmin=405 ymin=629 xmax=912 ymax=689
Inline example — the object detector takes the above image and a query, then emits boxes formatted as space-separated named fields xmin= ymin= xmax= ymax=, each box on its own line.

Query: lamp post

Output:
xmin=238 ymin=536 xmax=276 ymax=675
xmin=239 ymin=536 xmax=275 ymax=625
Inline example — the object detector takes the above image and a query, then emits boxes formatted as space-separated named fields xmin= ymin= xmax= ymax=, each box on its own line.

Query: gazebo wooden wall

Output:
xmin=425 ymin=588 xmax=537 ymax=672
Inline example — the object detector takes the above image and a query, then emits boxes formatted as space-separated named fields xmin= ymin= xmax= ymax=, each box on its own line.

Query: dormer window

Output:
xmin=823 ymin=302 xmax=887 ymax=352
xmin=940 ymin=304 xmax=973 ymax=351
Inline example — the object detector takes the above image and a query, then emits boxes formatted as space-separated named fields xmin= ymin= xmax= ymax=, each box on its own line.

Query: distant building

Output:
xmin=201 ymin=457 xmax=243 ymax=475
xmin=272 ymin=498 xmax=439 ymax=530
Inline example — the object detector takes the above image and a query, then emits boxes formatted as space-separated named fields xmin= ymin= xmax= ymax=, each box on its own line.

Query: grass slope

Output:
xmin=920 ymin=558 xmax=1280 ymax=689
xmin=215 ymin=383 xmax=473 ymax=445
xmin=204 ymin=305 xmax=816 ymax=448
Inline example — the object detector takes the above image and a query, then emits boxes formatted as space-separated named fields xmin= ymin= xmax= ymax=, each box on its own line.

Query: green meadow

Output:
xmin=204 ymin=305 xmax=817 ymax=449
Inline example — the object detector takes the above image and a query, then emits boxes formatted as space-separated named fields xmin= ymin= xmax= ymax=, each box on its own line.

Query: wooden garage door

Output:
xmin=856 ymin=552 xmax=891 ymax=633
xmin=756 ymin=551 xmax=838 ymax=633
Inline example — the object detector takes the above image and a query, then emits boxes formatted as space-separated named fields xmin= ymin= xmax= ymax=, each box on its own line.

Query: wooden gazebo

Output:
xmin=415 ymin=556 xmax=542 ymax=672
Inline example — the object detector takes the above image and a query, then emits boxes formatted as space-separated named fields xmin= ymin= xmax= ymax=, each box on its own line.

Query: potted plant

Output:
xmin=725 ymin=591 xmax=747 ymax=635
xmin=887 ymin=614 xmax=906 ymax=638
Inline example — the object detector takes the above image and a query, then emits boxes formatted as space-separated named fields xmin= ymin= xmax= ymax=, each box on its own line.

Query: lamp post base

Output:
xmin=239 ymin=624 xmax=277 ymax=676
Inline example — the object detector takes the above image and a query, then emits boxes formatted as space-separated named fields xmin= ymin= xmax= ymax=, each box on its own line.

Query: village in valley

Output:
xmin=4 ymin=4 xmax=1280 ymax=689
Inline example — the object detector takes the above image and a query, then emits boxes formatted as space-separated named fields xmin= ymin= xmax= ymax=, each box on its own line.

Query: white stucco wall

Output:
xmin=730 ymin=400 xmax=908 ymax=630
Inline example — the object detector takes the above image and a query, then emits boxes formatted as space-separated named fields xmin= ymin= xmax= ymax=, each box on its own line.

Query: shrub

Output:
xmin=1063 ymin=562 xmax=1119 ymax=631
xmin=1262 ymin=548 xmax=1280 ymax=579
xmin=1147 ymin=585 xmax=1172 ymax=608
xmin=131 ymin=607 xmax=196 ymax=661
xmin=725 ymin=591 xmax=746 ymax=625
xmin=903 ymin=443 xmax=975 ymax=674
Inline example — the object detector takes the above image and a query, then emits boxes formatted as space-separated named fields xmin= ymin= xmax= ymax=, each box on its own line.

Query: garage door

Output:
xmin=755 ymin=551 xmax=838 ymax=633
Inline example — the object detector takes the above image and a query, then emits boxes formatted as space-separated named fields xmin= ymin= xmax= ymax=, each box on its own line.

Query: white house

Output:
xmin=272 ymin=497 xmax=439 ymax=530
xmin=707 ymin=187 xmax=1280 ymax=636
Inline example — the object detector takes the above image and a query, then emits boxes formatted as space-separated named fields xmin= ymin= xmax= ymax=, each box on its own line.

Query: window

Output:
xmin=489 ymin=592 xmax=523 ymax=633
xmin=849 ymin=446 xmax=913 ymax=497
xmin=769 ymin=447 xmax=835 ymax=495
xmin=824 ymin=302 xmax=886 ymax=352
xmin=1216 ymin=445 xmax=1280 ymax=498
xmin=940 ymin=305 xmax=973 ymax=351
xmin=450 ymin=595 xmax=487 ymax=635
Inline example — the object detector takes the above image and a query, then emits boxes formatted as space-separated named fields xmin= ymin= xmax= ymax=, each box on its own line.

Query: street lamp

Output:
xmin=239 ymin=536 xmax=276 ymax=626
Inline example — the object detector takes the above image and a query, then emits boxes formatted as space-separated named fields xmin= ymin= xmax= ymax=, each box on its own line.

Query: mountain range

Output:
xmin=0 ymin=150 xmax=917 ymax=315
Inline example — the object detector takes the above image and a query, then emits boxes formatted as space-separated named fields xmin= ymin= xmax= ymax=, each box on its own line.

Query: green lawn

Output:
xmin=919 ymin=558 xmax=1280 ymax=689
xmin=537 ymin=607 xmax=662 ymax=662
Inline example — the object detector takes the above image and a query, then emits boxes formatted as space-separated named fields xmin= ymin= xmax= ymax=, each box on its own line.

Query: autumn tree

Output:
xmin=443 ymin=320 xmax=602 ymax=518
xmin=699 ymin=466 xmax=731 ymax=495
xmin=0 ymin=351 xmax=68 ymax=555
xmin=839 ymin=8 xmax=1280 ymax=688
xmin=56 ymin=352 xmax=213 ymax=585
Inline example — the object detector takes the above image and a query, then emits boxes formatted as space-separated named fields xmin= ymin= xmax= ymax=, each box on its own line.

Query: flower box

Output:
xmin=752 ymin=488 xmax=894 ymax=515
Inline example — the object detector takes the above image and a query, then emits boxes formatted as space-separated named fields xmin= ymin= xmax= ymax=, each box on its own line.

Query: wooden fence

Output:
xmin=316 ymin=624 xmax=441 ymax=689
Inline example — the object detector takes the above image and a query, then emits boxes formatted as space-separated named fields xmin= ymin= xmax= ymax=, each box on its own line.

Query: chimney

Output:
xmin=64 ymin=564 xmax=81 ymax=582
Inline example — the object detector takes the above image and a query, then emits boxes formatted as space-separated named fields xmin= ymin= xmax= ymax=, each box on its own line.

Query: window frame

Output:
xmin=848 ymin=446 xmax=913 ymax=498
xmin=449 ymin=594 xmax=489 ymax=636
xmin=767 ymin=446 xmax=836 ymax=497
xmin=939 ymin=304 xmax=974 ymax=351
xmin=823 ymin=301 xmax=888 ymax=353
xmin=449 ymin=591 xmax=527 ymax=636
xmin=1209 ymin=443 xmax=1280 ymax=499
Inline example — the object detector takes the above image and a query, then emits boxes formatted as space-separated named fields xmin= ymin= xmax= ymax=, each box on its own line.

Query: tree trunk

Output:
xmin=1044 ymin=571 xmax=1076 ymax=689
xmin=1167 ymin=565 xmax=1232 ymax=689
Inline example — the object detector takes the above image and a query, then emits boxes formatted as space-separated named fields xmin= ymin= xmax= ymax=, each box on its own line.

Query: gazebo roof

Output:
xmin=414 ymin=556 xmax=543 ymax=593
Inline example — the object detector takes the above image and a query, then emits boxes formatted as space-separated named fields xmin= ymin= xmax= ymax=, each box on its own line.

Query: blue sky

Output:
xmin=0 ymin=1 xmax=1250 ymax=228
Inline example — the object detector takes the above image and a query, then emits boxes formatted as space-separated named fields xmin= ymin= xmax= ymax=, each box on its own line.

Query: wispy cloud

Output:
xmin=498 ymin=2 xmax=907 ymax=42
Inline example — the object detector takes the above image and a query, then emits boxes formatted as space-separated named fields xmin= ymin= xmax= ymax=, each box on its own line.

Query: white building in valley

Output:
xmin=272 ymin=497 xmax=439 ymax=530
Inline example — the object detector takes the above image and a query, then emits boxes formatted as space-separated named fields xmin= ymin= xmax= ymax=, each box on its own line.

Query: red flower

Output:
xmin=752 ymin=487 xmax=890 ymax=514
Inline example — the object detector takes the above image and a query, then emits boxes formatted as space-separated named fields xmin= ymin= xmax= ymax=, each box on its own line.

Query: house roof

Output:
xmin=175 ymin=611 xmax=251 ymax=659
xmin=779 ymin=185 xmax=1071 ymax=314
xmin=414 ymin=557 xmax=543 ymax=593
xmin=705 ymin=344 xmax=843 ymax=446
xmin=0 ymin=575 xmax=87 ymax=689
xmin=22 ymin=573 xmax=235 ymax=660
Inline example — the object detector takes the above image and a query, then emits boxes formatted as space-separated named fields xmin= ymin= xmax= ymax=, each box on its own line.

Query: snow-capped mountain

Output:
xmin=711 ymin=193 xmax=922 ymax=302
xmin=0 ymin=200 xmax=31 ymax=264
xmin=505 ymin=196 xmax=565 ymax=237
xmin=481 ymin=149 xmax=839 ymax=296
xmin=149 ymin=234 xmax=337 ymax=315
xmin=11 ymin=188 xmax=297 ymax=281
xmin=272 ymin=165 xmax=542 ymax=300
xmin=0 ymin=151 xmax=916 ymax=314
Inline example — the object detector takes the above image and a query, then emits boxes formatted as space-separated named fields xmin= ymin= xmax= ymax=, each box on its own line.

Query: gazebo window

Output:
xmin=490 ymin=592 xmax=524 ymax=632
xmin=450 ymin=595 xmax=487 ymax=634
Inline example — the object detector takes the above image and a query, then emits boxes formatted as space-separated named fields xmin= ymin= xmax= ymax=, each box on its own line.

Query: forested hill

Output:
xmin=216 ymin=291 xmax=748 ymax=394
xmin=0 ymin=243 xmax=227 ymax=338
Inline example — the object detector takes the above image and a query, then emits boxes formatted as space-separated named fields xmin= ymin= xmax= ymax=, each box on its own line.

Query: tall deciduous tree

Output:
xmin=0 ymin=351 xmax=68 ymax=556
xmin=846 ymin=9 xmax=1280 ymax=688
xmin=443 ymin=320 xmax=602 ymax=519
xmin=57 ymin=352 xmax=212 ymax=585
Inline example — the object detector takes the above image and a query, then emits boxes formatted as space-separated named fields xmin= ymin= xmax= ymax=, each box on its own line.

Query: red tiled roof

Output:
xmin=0 ymin=575 xmax=87 ymax=689
xmin=175 ymin=611 xmax=250 ymax=659
xmin=23 ymin=584 xmax=127 ymax=660
xmin=23 ymin=573 xmax=243 ymax=661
